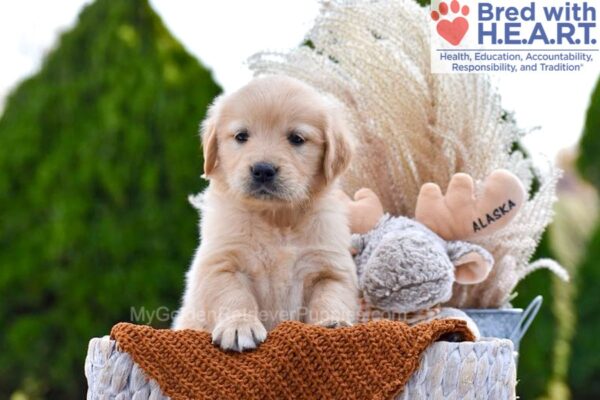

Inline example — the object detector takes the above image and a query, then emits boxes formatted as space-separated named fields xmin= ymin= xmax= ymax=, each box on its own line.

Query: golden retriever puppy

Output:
xmin=173 ymin=76 xmax=358 ymax=351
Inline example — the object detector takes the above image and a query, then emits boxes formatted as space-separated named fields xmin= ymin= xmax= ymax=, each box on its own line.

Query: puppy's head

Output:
xmin=201 ymin=76 xmax=353 ymax=207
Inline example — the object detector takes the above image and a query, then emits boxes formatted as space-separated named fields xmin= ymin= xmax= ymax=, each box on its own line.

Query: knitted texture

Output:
xmin=110 ymin=319 xmax=474 ymax=400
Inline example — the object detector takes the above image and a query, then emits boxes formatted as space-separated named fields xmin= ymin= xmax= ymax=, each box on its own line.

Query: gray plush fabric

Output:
xmin=353 ymin=214 xmax=493 ymax=314
xmin=447 ymin=240 xmax=494 ymax=267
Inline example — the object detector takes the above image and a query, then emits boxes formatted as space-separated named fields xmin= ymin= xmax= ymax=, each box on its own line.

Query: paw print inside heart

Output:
xmin=431 ymin=0 xmax=470 ymax=46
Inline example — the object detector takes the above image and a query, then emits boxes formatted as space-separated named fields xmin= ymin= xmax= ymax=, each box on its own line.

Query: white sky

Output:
xmin=1 ymin=0 xmax=598 ymax=166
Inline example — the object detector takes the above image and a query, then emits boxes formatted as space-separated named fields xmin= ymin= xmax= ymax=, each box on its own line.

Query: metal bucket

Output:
xmin=464 ymin=295 xmax=543 ymax=353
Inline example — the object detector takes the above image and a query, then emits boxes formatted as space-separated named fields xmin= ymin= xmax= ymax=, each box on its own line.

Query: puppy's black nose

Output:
xmin=251 ymin=162 xmax=278 ymax=183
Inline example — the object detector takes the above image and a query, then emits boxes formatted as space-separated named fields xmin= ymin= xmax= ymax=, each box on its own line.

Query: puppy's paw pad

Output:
xmin=212 ymin=314 xmax=267 ymax=352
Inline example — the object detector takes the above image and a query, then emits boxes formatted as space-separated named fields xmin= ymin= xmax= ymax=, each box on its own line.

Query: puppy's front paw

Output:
xmin=317 ymin=319 xmax=352 ymax=329
xmin=212 ymin=314 xmax=267 ymax=352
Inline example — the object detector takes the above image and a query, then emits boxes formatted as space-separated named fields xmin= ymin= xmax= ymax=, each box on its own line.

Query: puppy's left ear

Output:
xmin=323 ymin=105 xmax=353 ymax=182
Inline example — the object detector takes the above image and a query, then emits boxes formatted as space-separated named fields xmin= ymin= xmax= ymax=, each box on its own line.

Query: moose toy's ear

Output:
xmin=201 ymin=95 xmax=225 ymax=178
xmin=336 ymin=188 xmax=384 ymax=234
xmin=415 ymin=169 xmax=526 ymax=241
xmin=447 ymin=241 xmax=494 ymax=284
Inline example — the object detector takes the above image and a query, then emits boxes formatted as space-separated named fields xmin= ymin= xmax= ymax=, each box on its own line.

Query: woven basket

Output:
xmin=85 ymin=335 xmax=516 ymax=400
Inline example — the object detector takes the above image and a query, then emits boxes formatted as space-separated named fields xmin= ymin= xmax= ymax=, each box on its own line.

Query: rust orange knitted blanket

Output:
xmin=110 ymin=319 xmax=474 ymax=400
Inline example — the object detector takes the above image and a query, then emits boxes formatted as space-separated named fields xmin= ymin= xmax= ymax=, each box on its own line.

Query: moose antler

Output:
xmin=415 ymin=169 xmax=526 ymax=241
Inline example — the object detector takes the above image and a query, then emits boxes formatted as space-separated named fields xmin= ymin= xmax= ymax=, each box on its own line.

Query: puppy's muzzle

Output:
xmin=250 ymin=162 xmax=278 ymax=184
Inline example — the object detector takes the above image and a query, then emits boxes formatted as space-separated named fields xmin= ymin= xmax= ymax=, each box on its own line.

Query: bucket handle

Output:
xmin=509 ymin=295 xmax=543 ymax=343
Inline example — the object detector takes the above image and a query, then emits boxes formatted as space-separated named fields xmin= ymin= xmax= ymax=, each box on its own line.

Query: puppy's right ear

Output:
xmin=201 ymin=96 xmax=224 ymax=178
xmin=323 ymin=103 xmax=354 ymax=182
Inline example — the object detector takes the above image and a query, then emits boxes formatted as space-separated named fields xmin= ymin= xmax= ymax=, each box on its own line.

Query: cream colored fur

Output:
xmin=173 ymin=76 xmax=358 ymax=352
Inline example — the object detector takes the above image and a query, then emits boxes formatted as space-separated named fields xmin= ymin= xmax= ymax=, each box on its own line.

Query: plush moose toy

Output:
xmin=339 ymin=169 xmax=526 ymax=332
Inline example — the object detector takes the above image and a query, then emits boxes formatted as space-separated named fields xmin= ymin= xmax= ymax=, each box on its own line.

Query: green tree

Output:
xmin=577 ymin=77 xmax=600 ymax=188
xmin=513 ymin=234 xmax=558 ymax=399
xmin=571 ymin=76 xmax=600 ymax=399
xmin=0 ymin=0 xmax=221 ymax=397
xmin=570 ymin=226 xmax=600 ymax=398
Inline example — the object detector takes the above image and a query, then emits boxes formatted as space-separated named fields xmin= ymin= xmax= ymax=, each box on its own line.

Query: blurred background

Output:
xmin=0 ymin=0 xmax=598 ymax=398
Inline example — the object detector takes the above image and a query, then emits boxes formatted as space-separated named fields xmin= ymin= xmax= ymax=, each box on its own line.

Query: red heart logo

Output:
xmin=436 ymin=17 xmax=469 ymax=46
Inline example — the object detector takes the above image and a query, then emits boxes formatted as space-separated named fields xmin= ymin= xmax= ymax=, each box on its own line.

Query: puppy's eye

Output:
xmin=234 ymin=130 xmax=249 ymax=143
xmin=287 ymin=132 xmax=305 ymax=146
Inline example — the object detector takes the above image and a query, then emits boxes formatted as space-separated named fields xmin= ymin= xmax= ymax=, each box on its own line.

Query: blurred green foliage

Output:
xmin=570 ymin=225 xmax=600 ymax=398
xmin=577 ymin=77 xmax=600 ymax=188
xmin=514 ymin=75 xmax=600 ymax=399
xmin=572 ymin=76 xmax=600 ymax=399
xmin=0 ymin=0 xmax=220 ymax=397
xmin=513 ymin=233 xmax=558 ymax=399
